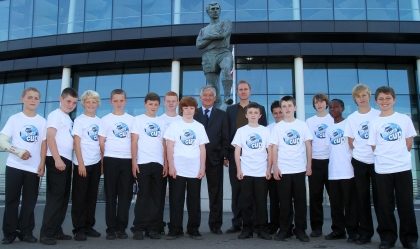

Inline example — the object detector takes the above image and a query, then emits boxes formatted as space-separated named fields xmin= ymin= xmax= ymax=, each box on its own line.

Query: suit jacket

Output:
xmin=226 ymin=103 xmax=268 ymax=143
xmin=194 ymin=107 xmax=230 ymax=166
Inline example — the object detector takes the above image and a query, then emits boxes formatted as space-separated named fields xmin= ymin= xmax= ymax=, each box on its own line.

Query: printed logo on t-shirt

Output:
xmin=283 ymin=129 xmax=300 ymax=146
xmin=88 ymin=124 xmax=99 ymax=141
xmin=314 ymin=124 xmax=328 ymax=139
xmin=112 ymin=122 xmax=129 ymax=138
xmin=358 ymin=121 xmax=370 ymax=139
xmin=20 ymin=125 xmax=39 ymax=143
xmin=380 ymin=123 xmax=402 ymax=141
xmin=246 ymin=133 xmax=263 ymax=149
xmin=144 ymin=122 xmax=161 ymax=137
xmin=180 ymin=129 xmax=196 ymax=146
xmin=330 ymin=128 xmax=345 ymax=145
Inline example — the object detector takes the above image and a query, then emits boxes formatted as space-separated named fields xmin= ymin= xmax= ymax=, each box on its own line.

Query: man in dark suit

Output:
xmin=225 ymin=80 xmax=267 ymax=233
xmin=194 ymin=85 xmax=230 ymax=234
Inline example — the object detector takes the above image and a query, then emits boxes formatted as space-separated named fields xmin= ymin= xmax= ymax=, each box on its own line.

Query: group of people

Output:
xmin=0 ymin=79 xmax=418 ymax=249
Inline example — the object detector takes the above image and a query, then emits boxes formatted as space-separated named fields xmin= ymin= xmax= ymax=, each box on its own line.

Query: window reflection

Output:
xmin=301 ymin=0 xmax=333 ymax=20
xmin=58 ymin=0 xmax=84 ymax=34
xmin=366 ymin=0 xmax=398 ymax=20
xmin=123 ymin=68 xmax=149 ymax=98
xmin=268 ymin=0 xmax=297 ymax=20
xmin=74 ymin=71 xmax=96 ymax=95
xmin=174 ymin=0 xmax=203 ymax=24
xmin=236 ymin=0 xmax=268 ymax=21
xmin=0 ymin=0 xmax=10 ymax=41
xmin=182 ymin=66 xmax=206 ymax=96
xmin=113 ymin=0 xmax=141 ymax=28
xmin=328 ymin=64 xmax=358 ymax=94
xmin=9 ymin=0 xmax=33 ymax=40
xmin=95 ymin=70 xmax=122 ymax=98
xmin=85 ymin=0 xmax=112 ymax=31
xmin=388 ymin=64 xmax=415 ymax=94
xmin=3 ymin=82 xmax=24 ymax=105
xmin=0 ymin=104 xmax=21 ymax=130
xmin=236 ymin=64 xmax=267 ymax=94
xmin=25 ymin=78 xmax=47 ymax=102
xmin=33 ymin=0 xmax=58 ymax=37
xmin=142 ymin=0 xmax=171 ymax=26
xmin=204 ymin=0 xmax=234 ymax=22
xmin=149 ymin=67 xmax=171 ymax=96
xmin=267 ymin=64 xmax=293 ymax=95
xmin=357 ymin=63 xmax=387 ymax=92
xmin=334 ymin=0 xmax=366 ymax=20
xmin=46 ymin=77 xmax=63 ymax=102
xmin=399 ymin=0 xmax=420 ymax=21
xmin=304 ymin=63 xmax=328 ymax=94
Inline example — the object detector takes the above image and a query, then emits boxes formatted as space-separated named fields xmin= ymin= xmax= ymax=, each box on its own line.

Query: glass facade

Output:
xmin=0 ymin=0 xmax=419 ymax=41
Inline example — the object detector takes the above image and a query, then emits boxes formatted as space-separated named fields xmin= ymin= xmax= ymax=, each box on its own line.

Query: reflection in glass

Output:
xmin=236 ymin=0 xmax=268 ymax=21
xmin=9 ymin=0 xmax=34 ymax=40
xmin=85 ymin=0 xmax=112 ymax=31
xmin=95 ymin=100 xmax=112 ymax=118
xmin=334 ymin=0 xmax=366 ymax=20
xmin=358 ymin=63 xmax=387 ymax=92
xmin=25 ymin=79 xmax=47 ymax=102
xmin=142 ymin=0 xmax=171 ymax=26
xmin=328 ymin=64 xmax=358 ymax=94
xmin=250 ymin=94 xmax=268 ymax=118
xmin=45 ymin=101 xmax=60 ymax=117
xmin=304 ymin=63 xmax=328 ymax=94
xmin=3 ymin=82 xmax=24 ymax=105
xmin=74 ymin=71 xmax=96 ymax=96
xmin=0 ymin=104 xmax=21 ymax=130
xmin=399 ymin=0 xmax=420 ymax=21
xmin=37 ymin=103 xmax=46 ymax=118
xmin=366 ymin=0 xmax=398 ymax=20
xmin=95 ymin=70 xmax=122 ymax=99
xmin=301 ymin=0 xmax=333 ymax=20
xmin=392 ymin=95 xmax=412 ymax=117
xmin=236 ymin=65 xmax=267 ymax=94
xmin=123 ymin=68 xmax=149 ymax=98
xmin=149 ymin=67 xmax=171 ymax=96
xmin=33 ymin=0 xmax=58 ymax=37
xmin=388 ymin=64 xmax=415 ymax=94
xmin=0 ymin=84 xmax=3 ymax=105
xmin=58 ymin=0 xmax=84 ymax=34
xmin=46 ymin=78 xmax=63 ymax=102
xmin=125 ymin=98 xmax=145 ymax=116
xmin=268 ymin=0 xmax=297 ymax=20
xmin=182 ymin=66 xmax=206 ymax=96
xmin=304 ymin=95 xmax=317 ymax=120
xmin=174 ymin=0 xmax=203 ymax=24
xmin=0 ymin=0 xmax=10 ymax=41
xmin=203 ymin=0 xmax=234 ymax=22
xmin=113 ymin=0 xmax=141 ymax=29
xmin=267 ymin=64 xmax=293 ymax=94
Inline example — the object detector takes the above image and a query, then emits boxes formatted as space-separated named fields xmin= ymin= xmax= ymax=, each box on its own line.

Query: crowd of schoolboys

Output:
xmin=0 ymin=82 xmax=418 ymax=249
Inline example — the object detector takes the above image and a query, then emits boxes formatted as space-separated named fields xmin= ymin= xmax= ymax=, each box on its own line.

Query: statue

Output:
xmin=196 ymin=2 xmax=233 ymax=109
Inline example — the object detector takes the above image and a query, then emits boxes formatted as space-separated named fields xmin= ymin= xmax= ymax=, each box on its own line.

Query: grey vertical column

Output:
xmin=61 ymin=67 xmax=71 ymax=91
xmin=171 ymin=60 xmax=180 ymax=95
xmin=67 ymin=0 xmax=76 ymax=33
xmin=294 ymin=57 xmax=305 ymax=121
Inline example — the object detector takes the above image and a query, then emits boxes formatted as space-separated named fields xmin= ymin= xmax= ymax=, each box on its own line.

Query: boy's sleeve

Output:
xmin=98 ymin=118 xmax=107 ymax=137
xmin=303 ymin=122 xmax=313 ymax=141
xmin=343 ymin=116 xmax=354 ymax=138
xmin=367 ymin=120 xmax=377 ymax=146
xmin=264 ymin=127 xmax=271 ymax=148
xmin=163 ymin=122 xmax=175 ymax=141
xmin=405 ymin=116 xmax=417 ymax=138
xmin=72 ymin=118 xmax=83 ymax=137
xmin=131 ymin=118 xmax=140 ymax=135
xmin=41 ymin=119 xmax=47 ymax=141
xmin=270 ymin=125 xmax=280 ymax=145
xmin=0 ymin=115 xmax=15 ymax=137
xmin=231 ymin=128 xmax=241 ymax=147
xmin=46 ymin=111 xmax=60 ymax=129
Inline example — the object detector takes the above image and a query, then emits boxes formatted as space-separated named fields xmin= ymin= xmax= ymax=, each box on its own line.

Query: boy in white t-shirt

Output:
xmin=130 ymin=92 xmax=167 ymax=240
xmin=344 ymin=83 xmax=380 ymax=245
xmin=71 ymin=90 xmax=102 ymax=241
xmin=232 ymin=102 xmax=272 ymax=240
xmin=368 ymin=86 xmax=419 ymax=249
xmin=164 ymin=96 xmax=209 ymax=240
xmin=1 ymin=88 xmax=47 ymax=244
xmin=40 ymin=87 xmax=78 ymax=245
xmin=271 ymin=96 xmax=313 ymax=242
xmin=324 ymin=99 xmax=358 ymax=242
xmin=157 ymin=91 xmax=182 ymax=235
xmin=306 ymin=93 xmax=334 ymax=237
xmin=99 ymin=89 xmax=134 ymax=240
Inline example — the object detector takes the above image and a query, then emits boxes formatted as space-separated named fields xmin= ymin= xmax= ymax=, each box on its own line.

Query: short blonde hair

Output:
xmin=352 ymin=84 xmax=371 ymax=102
xmin=81 ymin=90 xmax=101 ymax=107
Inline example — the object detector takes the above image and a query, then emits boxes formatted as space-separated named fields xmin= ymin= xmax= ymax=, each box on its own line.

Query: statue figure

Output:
xmin=196 ymin=2 xmax=233 ymax=109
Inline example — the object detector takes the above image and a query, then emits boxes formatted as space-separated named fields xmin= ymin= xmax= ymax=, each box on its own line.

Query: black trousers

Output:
xmin=328 ymin=178 xmax=358 ymax=236
xmin=131 ymin=162 xmax=163 ymax=232
xmin=352 ymin=158 xmax=378 ymax=238
xmin=276 ymin=172 xmax=307 ymax=233
xmin=103 ymin=157 xmax=133 ymax=233
xmin=205 ymin=159 xmax=224 ymax=230
xmin=228 ymin=149 xmax=242 ymax=227
xmin=3 ymin=166 xmax=39 ymax=237
xmin=241 ymin=176 xmax=268 ymax=233
xmin=157 ymin=176 xmax=168 ymax=230
xmin=268 ymin=175 xmax=280 ymax=230
xmin=168 ymin=176 xmax=201 ymax=234
xmin=376 ymin=170 xmax=418 ymax=247
xmin=308 ymin=159 xmax=329 ymax=230
xmin=40 ymin=156 xmax=72 ymax=238
xmin=71 ymin=161 xmax=101 ymax=234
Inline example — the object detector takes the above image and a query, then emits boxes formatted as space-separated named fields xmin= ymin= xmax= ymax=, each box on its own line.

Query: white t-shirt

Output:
xmin=368 ymin=112 xmax=417 ymax=174
xmin=132 ymin=114 xmax=166 ymax=165
xmin=46 ymin=109 xmax=74 ymax=161
xmin=344 ymin=108 xmax=380 ymax=164
xmin=270 ymin=119 xmax=313 ymax=174
xmin=1 ymin=112 xmax=46 ymax=174
xmin=232 ymin=125 xmax=270 ymax=177
xmin=163 ymin=119 xmax=209 ymax=178
xmin=267 ymin=122 xmax=276 ymax=132
xmin=99 ymin=113 xmax=134 ymax=159
xmin=325 ymin=120 xmax=354 ymax=180
xmin=72 ymin=114 xmax=101 ymax=166
xmin=306 ymin=114 xmax=334 ymax=160
xmin=159 ymin=113 xmax=182 ymax=130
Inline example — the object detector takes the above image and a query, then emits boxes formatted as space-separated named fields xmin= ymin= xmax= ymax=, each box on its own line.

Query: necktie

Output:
xmin=204 ymin=109 xmax=210 ymax=128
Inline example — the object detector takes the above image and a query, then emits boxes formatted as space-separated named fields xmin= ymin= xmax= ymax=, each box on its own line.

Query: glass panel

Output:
xmin=74 ymin=71 xmax=96 ymax=96
xmin=46 ymin=78 xmax=62 ymax=102
xmin=268 ymin=0 xmax=296 ymax=20
xmin=204 ymin=0 xmax=234 ymax=22
xmin=304 ymin=63 xmax=328 ymax=94
xmin=399 ymin=0 xmax=420 ymax=21
xmin=390 ymin=95 xmax=412 ymax=116
xmin=267 ymin=94 xmax=288 ymax=124
xmin=25 ymin=78 xmax=47 ymax=102
xmin=0 ymin=152 xmax=8 ymax=173
xmin=249 ymin=94 xmax=268 ymax=118
xmin=3 ymin=82 xmax=24 ymax=105
xmin=85 ymin=0 xmax=112 ymax=31
xmin=181 ymin=66 xmax=206 ymax=96
xmin=267 ymin=64 xmax=293 ymax=95
xmin=304 ymin=95 xmax=317 ymax=119
xmin=95 ymin=99 xmax=112 ymax=118
xmin=236 ymin=64 xmax=267 ymax=94
xmin=45 ymin=101 xmax=60 ymax=117
xmin=236 ymin=0 xmax=268 ymax=21
xmin=113 ymin=0 xmax=141 ymax=28
xmin=122 ymin=68 xmax=149 ymax=98
xmin=0 ymin=104 xmax=22 ymax=129
xmin=328 ymin=94 xmax=358 ymax=118
xmin=357 ymin=63 xmax=388 ymax=93
xmin=95 ymin=70 xmax=122 ymax=99
xmin=388 ymin=64 xmax=415 ymax=94
xmin=174 ymin=0 xmax=203 ymax=24
xmin=142 ymin=0 xmax=171 ymax=27
xmin=366 ymin=0 xmax=398 ymax=20
xmin=334 ymin=0 xmax=366 ymax=20
xmin=328 ymin=64 xmax=358 ymax=94
xmin=149 ymin=67 xmax=171 ymax=96
xmin=36 ymin=102 xmax=46 ymax=117
xmin=58 ymin=0 xmax=84 ymax=34
xmin=9 ymin=0 xmax=34 ymax=40
xmin=301 ymin=0 xmax=333 ymax=20
xmin=33 ymin=0 xmax=58 ymax=37
xmin=0 ymin=0 xmax=10 ymax=41
xmin=125 ymin=97 xmax=144 ymax=116
xmin=0 ymin=84 xmax=3 ymax=105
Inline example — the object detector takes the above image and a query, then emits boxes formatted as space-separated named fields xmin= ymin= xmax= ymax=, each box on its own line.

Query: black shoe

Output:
xmin=266 ymin=227 xmax=278 ymax=235
xmin=73 ymin=232 xmax=87 ymax=241
xmin=210 ymin=227 xmax=222 ymax=235
xmin=149 ymin=231 xmax=161 ymax=239
xmin=325 ymin=231 xmax=346 ymax=240
xmin=40 ymin=236 xmax=57 ymax=245
xmin=347 ymin=234 xmax=359 ymax=243
xmin=258 ymin=230 xmax=272 ymax=240
xmin=166 ymin=231 xmax=182 ymax=240
xmin=274 ymin=231 xmax=292 ymax=241
xmin=106 ymin=232 xmax=116 ymax=240
xmin=295 ymin=232 xmax=310 ymax=242
xmin=85 ymin=229 xmax=101 ymax=237
xmin=379 ymin=241 xmax=395 ymax=249
xmin=310 ymin=228 xmax=322 ymax=237
xmin=238 ymin=231 xmax=253 ymax=239
xmin=157 ymin=227 xmax=165 ymax=235
xmin=407 ymin=242 xmax=420 ymax=249
xmin=356 ymin=235 xmax=371 ymax=245
xmin=133 ymin=231 xmax=144 ymax=240
xmin=226 ymin=225 xmax=241 ymax=234
xmin=189 ymin=231 xmax=202 ymax=240
xmin=116 ymin=231 xmax=128 ymax=239
xmin=54 ymin=233 xmax=72 ymax=240
xmin=18 ymin=234 xmax=38 ymax=243
xmin=2 ymin=235 xmax=16 ymax=244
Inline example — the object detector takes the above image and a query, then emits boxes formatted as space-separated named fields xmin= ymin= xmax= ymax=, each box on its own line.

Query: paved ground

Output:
xmin=0 ymin=201 xmax=419 ymax=249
